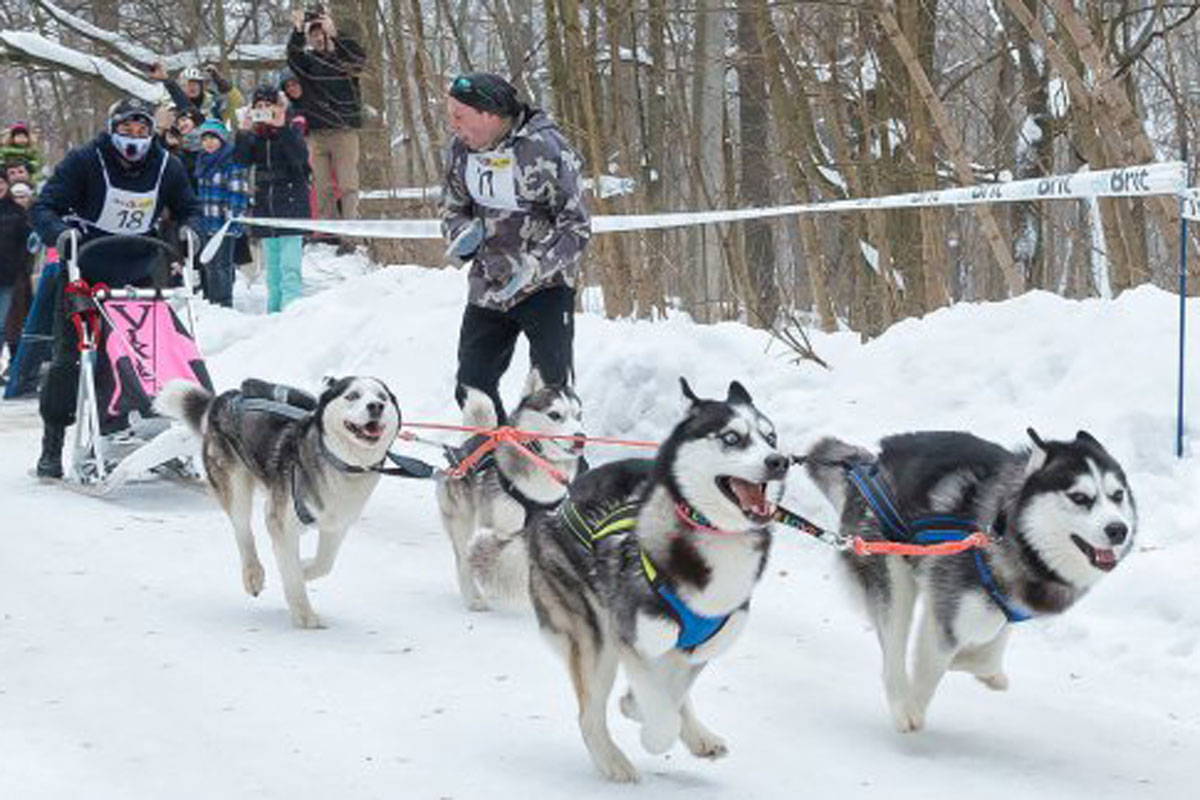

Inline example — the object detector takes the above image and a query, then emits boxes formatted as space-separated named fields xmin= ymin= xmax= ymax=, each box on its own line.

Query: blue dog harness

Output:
xmin=560 ymin=499 xmax=732 ymax=651
xmin=844 ymin=460 xmax=1031 ymax=623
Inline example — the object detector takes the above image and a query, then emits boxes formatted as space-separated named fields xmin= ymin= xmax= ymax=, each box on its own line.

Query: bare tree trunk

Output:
xmin=878 ymin=2 xmax=1022 ymax=296
xmin=691 ymin=0 xmax=727 ymax=323
xmin=735 ymin=0 xmax=779 ymax=328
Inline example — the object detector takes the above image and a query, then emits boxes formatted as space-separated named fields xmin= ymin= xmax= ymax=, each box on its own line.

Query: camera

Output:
xmin=303 ymin=3 xmax=326 ymax=23
xmin=250 ymin=107 xmax=273 ymax=123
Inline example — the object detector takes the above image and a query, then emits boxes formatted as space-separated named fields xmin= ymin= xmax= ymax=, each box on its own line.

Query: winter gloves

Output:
xmin=446 ymin=217 xmax=485 ymax=262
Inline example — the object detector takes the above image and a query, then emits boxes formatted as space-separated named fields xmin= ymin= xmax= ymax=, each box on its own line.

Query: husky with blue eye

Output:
xmin=527 ymin=378 xmax=789 ymax=782
xmin=804 ymin=429 xmax=1136 ymax=733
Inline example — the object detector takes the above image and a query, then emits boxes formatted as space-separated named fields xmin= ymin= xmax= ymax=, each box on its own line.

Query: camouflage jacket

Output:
xmin=441 ymin=109 xmax=591 ymax=311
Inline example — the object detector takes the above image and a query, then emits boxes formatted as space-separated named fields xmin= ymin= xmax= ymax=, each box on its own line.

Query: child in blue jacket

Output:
xmin=194 ymin=119 xmax=248 ymax=306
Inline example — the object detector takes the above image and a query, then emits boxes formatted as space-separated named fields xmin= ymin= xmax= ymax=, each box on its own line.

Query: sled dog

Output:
xmin=157 ymin=376 xmax=400 ymax=628
xmin=528 ymin=378 xmax=789 ymax=781
xmin=437 ymin=369 xmax=585 ymax=610
xmin=804 ymin=429 xmax=1136 ymax=732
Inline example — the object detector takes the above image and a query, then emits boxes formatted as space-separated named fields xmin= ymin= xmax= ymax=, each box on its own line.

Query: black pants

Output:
xmin=456 ymin=286 xmax=575 ymax=422
xmin=39 ymin=269 xmax=81 ymax=428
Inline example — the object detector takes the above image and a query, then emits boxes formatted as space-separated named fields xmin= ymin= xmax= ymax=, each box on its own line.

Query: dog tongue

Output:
xmin=729 ymin=478 xmax=771 ymax=517
xmin=1093 ymin=547 xmax=1117 ymax=569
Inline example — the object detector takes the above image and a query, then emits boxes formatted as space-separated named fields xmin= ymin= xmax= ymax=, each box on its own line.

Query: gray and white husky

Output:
xmin=528 ymin=379 xmax=789 ymax=782
xmin=436 ymin=369 xmax=585 ymax=611
xmin=805 ymin=429 xmax=1136 ymax=733
xmin=156 ymin=376 xmax=401 ymax=628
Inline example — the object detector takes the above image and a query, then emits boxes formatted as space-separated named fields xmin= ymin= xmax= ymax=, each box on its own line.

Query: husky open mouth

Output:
xmin=1070 ymin=534 xmax=1118 ymax=572
xmin=345 ymin=419 xmax=385 ymax=443
xmin=717 ymin=476 xmax=774 ymax=522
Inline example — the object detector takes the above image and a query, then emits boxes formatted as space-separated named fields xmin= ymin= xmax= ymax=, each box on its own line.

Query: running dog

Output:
xmin=156 ymin=376 xmax=401 ymax=628
xmin=436 ymin=369 xmax=585 ymax=610
xmin=528 ymin=379 xmax=789 ymax=782
xmin=804 ymin=429 xmax=1136 ymax=732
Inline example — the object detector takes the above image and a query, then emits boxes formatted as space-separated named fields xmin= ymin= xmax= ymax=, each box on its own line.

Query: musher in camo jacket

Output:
xmin=441 ymin=72 xmax=591 ymax=421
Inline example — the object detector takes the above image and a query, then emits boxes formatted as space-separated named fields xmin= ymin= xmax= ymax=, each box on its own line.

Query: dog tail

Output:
xmin=460 ymin=386 xmax=498 ymax=430
xmin=154 ymin=379 xmax=214 ymax=436
xmin=468 ymin=531 xmax=531 ymax=609
xmin=804 ymin=436 xmax=875 ymax=515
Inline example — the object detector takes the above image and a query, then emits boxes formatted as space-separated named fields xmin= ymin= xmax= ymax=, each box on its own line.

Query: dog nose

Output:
xmin=764 ymin=453 xmax=789 ymax=477
xmin=367 ymin=401 xmax=384 ymax=417
xmin=1105 ymin=521 xmax=1128 ymax=546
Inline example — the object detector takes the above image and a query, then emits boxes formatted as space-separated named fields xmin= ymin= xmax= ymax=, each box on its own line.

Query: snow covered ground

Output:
xmin=2 ymin=248 xmax=1197 ymax=799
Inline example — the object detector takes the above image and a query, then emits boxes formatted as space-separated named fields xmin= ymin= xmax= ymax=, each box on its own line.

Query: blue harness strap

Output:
xmin=972 ymin=550 xmax=1032 ymax=623
xmin=639 ymin=550 xmax=731 ymax=652
xmin=843 ymin=460 xmax=1029 ymax=623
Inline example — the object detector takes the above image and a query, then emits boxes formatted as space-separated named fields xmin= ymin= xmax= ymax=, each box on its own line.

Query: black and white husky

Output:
xmin=528 ymin=379 xmax=789 ymax=782
xmin=805 ymin=429 xmax=1136 ymax=733
xmin=436 ymin=369 xmax=585 ymax=610
xmin=156 ymin=376 xmax=401 ymax=628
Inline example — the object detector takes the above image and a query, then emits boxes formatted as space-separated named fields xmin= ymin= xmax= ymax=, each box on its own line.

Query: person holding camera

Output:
xmin=441 ymin=72 xmax=591 ymax=421
xmin=287 ymin=6 xmax=366 ymax=240
xmin=30 ymin=97 xmax=201 ymax=478
xmin=150 ymin=62 xmax=244 ymax=129
xmin=236 ymin=86 xmax=311 ymax=313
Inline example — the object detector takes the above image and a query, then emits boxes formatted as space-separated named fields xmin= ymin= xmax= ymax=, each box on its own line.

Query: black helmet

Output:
xmin=108 ymin=97 xmax=157 ymax=135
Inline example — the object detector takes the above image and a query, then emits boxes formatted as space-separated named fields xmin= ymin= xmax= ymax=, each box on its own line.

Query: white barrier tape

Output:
xmin=1182 ymin=188 xmax=1200 ymax=223
xmin=246 ymin=161 xmax=1187 ymax=240
xmin=244 ymin=217 xmax=443 ymax=239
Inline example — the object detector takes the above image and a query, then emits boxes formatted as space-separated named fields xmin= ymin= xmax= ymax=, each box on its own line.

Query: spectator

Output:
xmin=161 ymin=108 xmax=205 ymax=186
xmin=236 ymin=86 xmax=310 ymax=313
xmin=287 ymin=6 xmax=366 ymax=240
xmin=151 ymin=62 xmax=244 ymax=129
xmin=5 ymin=159 xmax=32 ymax=187
xmin=441 ymin=72 xmax=591 ymax=421
xmin=278 ymin=69 xmax=308 ymax=132
xmin=0 ymin=174 xmax=32 ymax=381
xmin=0 ymin=123 xmax=42 ymax=183
xmin=30 ymin=97 xmax=201 ymax=478
xmin=193 ymin=119 xmax=248 ymax=307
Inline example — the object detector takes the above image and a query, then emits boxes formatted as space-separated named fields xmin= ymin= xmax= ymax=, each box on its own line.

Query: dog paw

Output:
xmin=301 ymin=559 xmax=330 ymax=582
xmin=976 ymin=672 xmax=1009 ymax=691
xmin=890 ymin=703 xmax=925 ymax=733
xmin=291 ymin=609 xmax=325 ymax=629
xmin=682 ymin=729 xmax=728 ymax=760
xmin=594 ymin=750 xmax=640 ymax=783
xmin=242 ymin=563 xmax=264 ymax=597
xmin=618 ymin=690 xmax=643 ymax=722
xmin=640 ymin=715 xmax=681 ymax=755
xmin=464 ymin=594 xmax=491 ymax=612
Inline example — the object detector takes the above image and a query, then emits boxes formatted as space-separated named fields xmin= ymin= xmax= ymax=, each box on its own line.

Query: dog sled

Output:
xmin=61 ymin=232 xmax=212 ymax=495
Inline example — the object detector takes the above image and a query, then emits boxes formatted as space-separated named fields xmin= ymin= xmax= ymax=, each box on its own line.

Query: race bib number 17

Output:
xmin=465 ymin=149 xmax=521 ymax=211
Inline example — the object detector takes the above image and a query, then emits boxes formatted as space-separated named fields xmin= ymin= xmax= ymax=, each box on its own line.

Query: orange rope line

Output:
xmin=851 ymin=532 xmax=990 ymax=556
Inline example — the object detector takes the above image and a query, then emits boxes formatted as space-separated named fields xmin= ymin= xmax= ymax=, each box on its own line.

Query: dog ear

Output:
xmin=1025 ymin=427 xmax=1048 ymax=475
xmin=679 ymin=377 xmax=699 ymax=405
xmin=1075 ymin=429 xmax=1100 ymax=448
xmin=320 ymin=375 xmax=339 ymax=392
xmin=727 ymin=380 xmax=753 ymax=406
xmin=524 ymin=367 xmax=546 ymax=396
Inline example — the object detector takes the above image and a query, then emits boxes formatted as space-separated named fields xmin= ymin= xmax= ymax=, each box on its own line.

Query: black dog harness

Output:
xmin=226 ymin=381 xmax=433 ymax=527
xmin=443 ymin=434 xmax=561 ymax=516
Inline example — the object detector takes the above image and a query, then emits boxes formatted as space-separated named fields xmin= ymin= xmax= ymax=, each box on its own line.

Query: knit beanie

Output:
xmin=449 ymin=73 xmax=522 ymax=118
